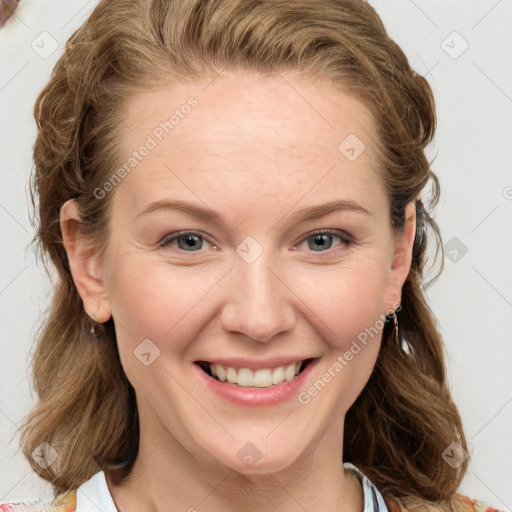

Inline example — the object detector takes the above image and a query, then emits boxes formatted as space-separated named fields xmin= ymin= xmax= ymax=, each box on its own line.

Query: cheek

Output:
xmin=298 ymin=254 xmax=391 ymax=344
xmin=299 ymin=259 xmax=390 ymax=410
xmin=104 ymin=255 xmax=223 ymax=364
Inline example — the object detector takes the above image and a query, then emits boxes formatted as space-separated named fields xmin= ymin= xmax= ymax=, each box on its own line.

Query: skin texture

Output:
xmin=60 ymin=70 xmax=417 ymax=512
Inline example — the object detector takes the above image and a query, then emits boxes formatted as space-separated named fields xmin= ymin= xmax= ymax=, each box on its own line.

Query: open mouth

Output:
xmin=196 ymin=358 xmax=315 ymax=388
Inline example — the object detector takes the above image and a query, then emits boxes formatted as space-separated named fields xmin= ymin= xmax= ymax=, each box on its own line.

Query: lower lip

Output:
xmin=194 ymin=359 xmax=319 ymax=406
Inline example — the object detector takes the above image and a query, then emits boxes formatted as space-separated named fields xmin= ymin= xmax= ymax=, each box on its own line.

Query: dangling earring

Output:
xmin=88 ymin=307 xmax=107 ymax=338
xmin=385 ymin=308 xmax=400 ymax=346
xmin=392 ymin=310 xmax=400 ymax=346
xmin=88 ymin=301 xmax=110 ymax=338
xmin=392 ymin=309 xmax=413 ymax=356
xmin=89 ymin=319 xmax=106 ymax=338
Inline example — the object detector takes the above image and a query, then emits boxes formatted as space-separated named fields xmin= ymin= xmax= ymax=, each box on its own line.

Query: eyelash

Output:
xmin=158 ymin=229 xmax=354 ymax=256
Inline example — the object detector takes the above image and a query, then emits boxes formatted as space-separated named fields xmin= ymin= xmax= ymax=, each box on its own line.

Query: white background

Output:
xmin=0 ymin=0 xmax=511 ymax=509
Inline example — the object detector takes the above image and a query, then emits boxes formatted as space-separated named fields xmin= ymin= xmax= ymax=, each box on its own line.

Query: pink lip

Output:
xmin=194 ymin=358 xmax=319 ymax=406
xmin=195 ymin=356 xmax=316 ymax=371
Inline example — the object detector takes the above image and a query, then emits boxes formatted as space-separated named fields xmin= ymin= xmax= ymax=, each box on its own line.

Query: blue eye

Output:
xmin=159 ymin=230 xmax=213 ymax=252
xmin=299 ymin=230 xmax=353 ymax=253
xmin=158 ymin=229 xmax=353 ymax=255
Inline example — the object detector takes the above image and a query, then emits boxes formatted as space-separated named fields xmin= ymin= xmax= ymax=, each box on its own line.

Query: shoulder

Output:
xmin=384 ymin=492 xmax=507 ymax=512
xmin=0 ymin=490 xmax=76 ymax=512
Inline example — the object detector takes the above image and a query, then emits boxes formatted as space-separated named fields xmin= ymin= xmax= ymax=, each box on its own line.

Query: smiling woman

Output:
xmin=1 ymin=1 xmax=506 ymax=512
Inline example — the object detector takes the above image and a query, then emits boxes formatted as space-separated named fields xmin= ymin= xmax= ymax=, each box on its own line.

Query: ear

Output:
xmin=385 ymin=200 xmax=417 ymax=311
xmin=60 ymin=199 xmax=112 ymax=323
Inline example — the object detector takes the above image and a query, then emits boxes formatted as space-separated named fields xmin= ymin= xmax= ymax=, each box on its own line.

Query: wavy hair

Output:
xmin=18 ymin=1 xmax=468 ymax=510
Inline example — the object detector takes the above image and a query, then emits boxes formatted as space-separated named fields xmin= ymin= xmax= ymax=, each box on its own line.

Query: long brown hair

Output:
xmin=19 ymin=1 xmax=468 ymax=509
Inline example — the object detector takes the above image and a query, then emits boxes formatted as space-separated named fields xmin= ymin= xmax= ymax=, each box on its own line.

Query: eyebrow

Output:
xmin=136 ymin=198 xmax=373 ymax=226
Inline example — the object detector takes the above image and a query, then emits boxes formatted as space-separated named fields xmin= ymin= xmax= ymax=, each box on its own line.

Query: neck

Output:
xmin=105 ymin=414 xmax=364 ymax=512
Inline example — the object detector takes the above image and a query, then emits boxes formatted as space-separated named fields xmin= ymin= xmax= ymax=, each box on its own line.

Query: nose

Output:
xmin=220 ymin=252 xmax=296 ymax=343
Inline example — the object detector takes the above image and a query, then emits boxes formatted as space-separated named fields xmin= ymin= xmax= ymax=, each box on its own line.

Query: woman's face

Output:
xmin=64 ymin=71 xmax=416 ymax=475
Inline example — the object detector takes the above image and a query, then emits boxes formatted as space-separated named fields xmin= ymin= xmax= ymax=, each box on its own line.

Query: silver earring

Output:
xmin=392 ymin=310 xmax=414 ymax=356
xmin=392 ymin=311 xmax=399 ymax=346
xmin=385 ymin=309 xmax=401 ymax=346
xmin=89 ymin=320 xmax=106 ymax=338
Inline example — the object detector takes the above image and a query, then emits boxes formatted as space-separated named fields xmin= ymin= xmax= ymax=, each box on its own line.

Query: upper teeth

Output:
xmin=209 ymin=362 xmax=303 ymax=388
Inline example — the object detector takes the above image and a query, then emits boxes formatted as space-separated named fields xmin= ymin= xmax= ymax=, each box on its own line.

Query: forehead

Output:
xmin=115 ymin=71 xmax=384 ymax=213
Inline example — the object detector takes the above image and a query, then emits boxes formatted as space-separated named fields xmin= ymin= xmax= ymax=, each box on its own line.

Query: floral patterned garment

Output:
xmin=0 ymin=463 xmax=507 ymax=512
xmin=385 ymin=494 xmax=507 ymax=512
xmin=0 ymin=491 xmax=75 ymax=512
